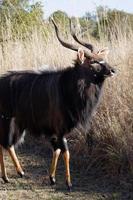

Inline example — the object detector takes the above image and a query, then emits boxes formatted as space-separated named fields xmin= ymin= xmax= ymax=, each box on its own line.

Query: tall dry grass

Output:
xmin=0 ymin=15 xmax=132 ymax=180
xmin=70 ymin=19 xmax=133 ymax=180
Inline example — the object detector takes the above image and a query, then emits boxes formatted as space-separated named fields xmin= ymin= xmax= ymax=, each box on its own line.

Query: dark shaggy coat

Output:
xmin=0 ymin=61 xmax=105 ymax=149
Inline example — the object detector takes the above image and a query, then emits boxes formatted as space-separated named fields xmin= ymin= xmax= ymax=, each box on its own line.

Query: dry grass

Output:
xmin=89 ymin=30 xmax=133 ymax=177
xmin=70 ymin=30 xmax=133 ymax=180
xmin=0 ymin=18 xmax=133 ymax=182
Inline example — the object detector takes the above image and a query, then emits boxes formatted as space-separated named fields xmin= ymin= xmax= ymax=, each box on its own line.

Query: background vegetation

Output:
xmin=0 ymin=0 xmax=132 ymax=187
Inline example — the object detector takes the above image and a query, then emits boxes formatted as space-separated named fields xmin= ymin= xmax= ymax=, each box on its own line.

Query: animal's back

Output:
xmin=16 ymin=71 xmax=65 ymax=137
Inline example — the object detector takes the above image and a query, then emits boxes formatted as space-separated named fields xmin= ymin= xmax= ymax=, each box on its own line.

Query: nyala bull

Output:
xmin=0 ymin=18 xmax=116 ymax=190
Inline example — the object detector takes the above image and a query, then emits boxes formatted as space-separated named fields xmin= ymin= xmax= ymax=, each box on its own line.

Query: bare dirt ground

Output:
xmin=0 ymin=136 xmax=132 ymax=200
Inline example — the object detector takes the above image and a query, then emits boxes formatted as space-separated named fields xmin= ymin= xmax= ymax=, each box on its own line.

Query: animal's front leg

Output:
xmin=50 ymin=137 xmax=72 ymax=191
xmin=0 ymin=145 xmax=9 ymax=183
xmin=8 ymin=145 xmax=24 ymax=177
xmin=63 ymin=150 xmax=72 ymax=190
xmin=61 ymin=138 xmax=72 ymax=191
xmin=50 ymin=137 xmax=61 ymax=185
xmin=50 ymin=149 xmax=61 ymax=185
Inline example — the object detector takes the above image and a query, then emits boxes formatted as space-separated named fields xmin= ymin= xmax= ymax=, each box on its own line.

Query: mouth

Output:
xmin=104 ymin=69 xmax=116 ymax=78
xmin=110 ymin=71 xmax=115 ymax=76
xmin=104 ymin=73 xmax=115 ymax=78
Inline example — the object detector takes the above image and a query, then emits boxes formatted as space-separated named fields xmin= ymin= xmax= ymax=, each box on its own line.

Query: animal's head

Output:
xmin=77 ymin=48 xmax=116 ymax=83
xmin=51 ymin=18 xmax=116 ymax=83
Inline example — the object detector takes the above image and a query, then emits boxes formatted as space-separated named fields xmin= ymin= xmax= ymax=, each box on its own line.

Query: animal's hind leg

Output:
xmin=0 ymin=145 xmax=9 ymax=183
xmin=8 ymin=145 xmax=24 ymax=177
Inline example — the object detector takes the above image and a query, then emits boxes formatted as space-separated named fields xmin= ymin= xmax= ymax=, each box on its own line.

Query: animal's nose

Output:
xmin=110 ymin=68 xmax=116 ymax=74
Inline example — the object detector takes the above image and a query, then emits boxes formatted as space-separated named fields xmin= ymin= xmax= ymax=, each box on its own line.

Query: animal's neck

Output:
xmin=60 ymin=66 xmax=104 ymax=128
xmin=80 ymin=82 xmax=103 ymax=125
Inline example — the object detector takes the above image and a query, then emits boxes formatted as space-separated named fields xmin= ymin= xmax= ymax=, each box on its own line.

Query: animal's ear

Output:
xmin=77 ymin=48 xmax=85 ymax=64
xmin=97 ymin=47 xmax=109 ymax=59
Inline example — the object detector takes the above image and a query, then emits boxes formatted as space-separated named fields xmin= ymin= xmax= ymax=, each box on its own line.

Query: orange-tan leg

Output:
xmin=49 ymin=148 xmax=61 ymax=185
xmin=0 ymin=145 xmax=9 ymax=183
xmin=8 ymin=145 xmax=24 ymax=177
xmin=63 ymin=150 xmax=72 ymax=190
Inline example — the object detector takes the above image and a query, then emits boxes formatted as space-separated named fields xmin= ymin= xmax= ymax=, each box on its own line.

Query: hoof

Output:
xmin=18 ymin=171 xmax=24 ymax=178
xmin=66 ymin=181 xmax=72 ymax=192
xmin=49 ymin=176 xmax=56 ymax=185
xmin=2 ymin=176 xmax=9 ymax=183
